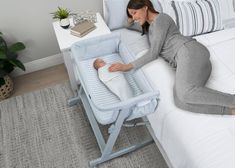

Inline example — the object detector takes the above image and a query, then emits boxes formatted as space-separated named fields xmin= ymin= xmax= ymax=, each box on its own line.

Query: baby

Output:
xmin=93 ymin=58 xmax=133 ymax=101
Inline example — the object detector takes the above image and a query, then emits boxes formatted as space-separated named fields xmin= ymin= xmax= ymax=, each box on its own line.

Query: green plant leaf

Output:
xmin=0 ymin=69 xmax=5 ymax=76
xmin=51 ymin=6 xmax=71 ymax=20
xmin=0 ymin=32 xmax=25 ymax=75
xmin=9 ymin=42 xmax=25 ymax=52
xmin=0 ymin=68 xmax=8 ymax=77
xmin=0 ymin=36 xmax=7 ymax=51
xmin=1 ymin=61 xmax=14 ymax=74
xmin=0 ymin=50 xmax=7 ymax=59
xmin=0 ymin=77 xmax=5 ymax=86
xmin=0 ymin=62 xmax=3 ymax=69
xmin=0 ymin=32 xmax=2 ymax=35
xmin=6 ymin=51 xmax=17 ymax=59
xmin=9 ymin=59 xmax=25 ymax=71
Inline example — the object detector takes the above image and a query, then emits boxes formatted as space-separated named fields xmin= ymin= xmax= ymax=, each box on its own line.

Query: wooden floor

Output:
xmin=12 ymin=64 xmax=69 ymax=97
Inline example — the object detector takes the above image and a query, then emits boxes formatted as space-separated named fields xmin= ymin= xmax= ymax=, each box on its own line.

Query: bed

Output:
xmin=145 ymin=28 xmax=235 ymax=168
xmin=103 ymin=0 xmax=235 ymax=167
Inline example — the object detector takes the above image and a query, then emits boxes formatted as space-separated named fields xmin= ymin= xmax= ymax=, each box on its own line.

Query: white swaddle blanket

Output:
xmin=98 ymin=64 xmax=133 ymax=101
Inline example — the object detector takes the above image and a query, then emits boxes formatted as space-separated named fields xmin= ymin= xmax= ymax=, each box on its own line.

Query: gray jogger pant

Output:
xmin=173 ymin=40 xmax=235 ymax=115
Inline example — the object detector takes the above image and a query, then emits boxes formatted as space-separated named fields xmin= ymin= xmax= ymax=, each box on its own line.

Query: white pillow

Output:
xmin=171 ymin=0 xmax=223 ymax=36
xmin=221 ymin=0 xmax=235 ymax=28
xmin=227 ymin=0 xmax=235 ymax=18
xmin=103 ymin=0 xmax=163 ymax=31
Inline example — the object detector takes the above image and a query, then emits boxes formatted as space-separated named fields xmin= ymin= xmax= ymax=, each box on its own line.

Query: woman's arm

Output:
xmin=109 ymin=15 xmax=173 ymax=72
xmin=109 ymin=63 xmax=133 ymax=72
xmin=131 ymin=14 xmax=172 ymax=69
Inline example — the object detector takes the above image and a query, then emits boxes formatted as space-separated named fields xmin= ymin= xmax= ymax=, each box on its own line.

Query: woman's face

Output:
xmin=128 ymin=6 xmax=148 ymax=25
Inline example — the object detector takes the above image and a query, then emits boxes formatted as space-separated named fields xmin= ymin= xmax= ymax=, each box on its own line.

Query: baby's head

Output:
xmin=93 ymin=58 xmax=106 ymax=70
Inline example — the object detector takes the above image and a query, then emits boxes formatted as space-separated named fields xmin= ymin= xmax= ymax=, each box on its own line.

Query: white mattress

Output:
xmin=144 ymin=28 xmax=235 ymax=168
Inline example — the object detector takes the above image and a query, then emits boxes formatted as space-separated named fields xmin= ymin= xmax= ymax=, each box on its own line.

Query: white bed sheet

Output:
xmin=145 ymin=28 xmax=235 ymax=168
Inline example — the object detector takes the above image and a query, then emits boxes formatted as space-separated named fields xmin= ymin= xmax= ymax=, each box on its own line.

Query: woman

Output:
xmin=108 ymin=0 xmax=235 ymax=115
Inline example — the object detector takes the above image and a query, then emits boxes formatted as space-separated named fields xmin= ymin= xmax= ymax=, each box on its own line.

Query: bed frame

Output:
xmin=143 ymin=116 xmax=174 ymax=168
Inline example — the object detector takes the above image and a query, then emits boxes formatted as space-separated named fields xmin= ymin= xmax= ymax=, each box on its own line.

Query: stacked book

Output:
xmin=70 ymin=20 xmax=96 ymax=37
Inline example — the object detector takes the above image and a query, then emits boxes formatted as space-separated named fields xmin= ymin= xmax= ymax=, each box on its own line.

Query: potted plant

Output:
xmin=0 ymin=32 xmax=25 ymax=100
xmin=51 ymin=7 xmax=73 ymax=29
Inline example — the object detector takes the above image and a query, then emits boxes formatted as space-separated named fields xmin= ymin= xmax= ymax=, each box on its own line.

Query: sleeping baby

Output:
xmin=93 ymin=58 xmax=133 ymax=101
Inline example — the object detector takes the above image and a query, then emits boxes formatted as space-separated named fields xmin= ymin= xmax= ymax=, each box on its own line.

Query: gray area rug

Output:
xmin=0 ymin=81 xmax=168 ymax=168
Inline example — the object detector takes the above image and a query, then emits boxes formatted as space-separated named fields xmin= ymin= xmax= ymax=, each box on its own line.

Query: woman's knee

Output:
xmin=175 ymin=89 xmax=192 ymax=104
xmin=174 ymin=85 xmax=190 ymax=104
xmin=173 ymin=90 xmax=191 ymax=112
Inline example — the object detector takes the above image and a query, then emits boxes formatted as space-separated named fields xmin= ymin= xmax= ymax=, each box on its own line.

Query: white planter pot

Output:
xmin=60 ymin=18 xmax=70 ymax=29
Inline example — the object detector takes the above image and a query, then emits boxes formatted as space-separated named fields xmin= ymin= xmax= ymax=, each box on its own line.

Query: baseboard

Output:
xmin=12 ymin=53 xmax=64 ymax=77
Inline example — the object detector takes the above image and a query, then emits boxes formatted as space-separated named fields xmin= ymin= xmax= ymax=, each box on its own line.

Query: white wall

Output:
xmin=0 ymin=0 xmax=103 ymax=66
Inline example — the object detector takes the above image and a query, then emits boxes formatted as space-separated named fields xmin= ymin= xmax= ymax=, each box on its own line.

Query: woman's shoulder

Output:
xmin=158 ymin=13 xmax=174 ymax=22
xmin=152 ymin=13 xmax=174 ymax=27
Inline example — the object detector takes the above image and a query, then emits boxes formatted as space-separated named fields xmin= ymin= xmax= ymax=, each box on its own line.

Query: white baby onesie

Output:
xmin=98 ymin=64 xmax=133 ymax=101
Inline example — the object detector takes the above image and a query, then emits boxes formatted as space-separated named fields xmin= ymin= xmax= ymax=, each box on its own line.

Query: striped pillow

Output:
xmin=171 ymin=0 xmax=223 ymax=36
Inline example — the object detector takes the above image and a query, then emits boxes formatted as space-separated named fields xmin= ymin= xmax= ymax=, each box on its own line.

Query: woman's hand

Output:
xmin=109 ymin=63 xmax=133 ymax=72
xmin=127 ymin=17 xmax=134 ymax=24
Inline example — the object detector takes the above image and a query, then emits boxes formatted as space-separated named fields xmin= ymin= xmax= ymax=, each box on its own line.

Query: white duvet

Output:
xmin=145 ymin=28 xmax=235 ymax=168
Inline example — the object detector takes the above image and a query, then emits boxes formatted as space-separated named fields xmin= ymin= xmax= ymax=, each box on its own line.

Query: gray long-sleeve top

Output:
xmin=131 ymin=13 xmax=194 ymax=69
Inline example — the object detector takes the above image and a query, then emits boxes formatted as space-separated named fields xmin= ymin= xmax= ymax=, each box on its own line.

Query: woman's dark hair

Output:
xmin=126 ymin=0 xmax=158 ymax=35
